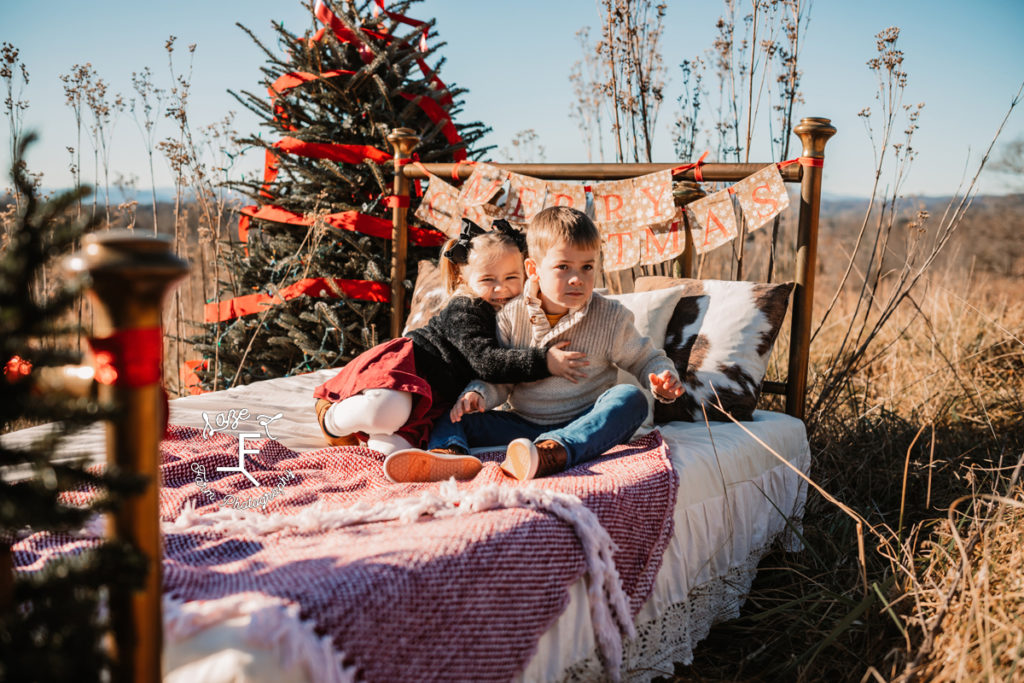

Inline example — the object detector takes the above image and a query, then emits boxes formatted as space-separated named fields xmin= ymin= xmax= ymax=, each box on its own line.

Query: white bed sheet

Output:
xmin=523 ymin=412 xmax=809 ymax=682
xmin=2 ymin=370 xmax=810 ymax=682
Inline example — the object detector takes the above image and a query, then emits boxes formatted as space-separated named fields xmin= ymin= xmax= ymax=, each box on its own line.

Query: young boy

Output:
xmin=386 ymin=206 xmax=683 ymax=482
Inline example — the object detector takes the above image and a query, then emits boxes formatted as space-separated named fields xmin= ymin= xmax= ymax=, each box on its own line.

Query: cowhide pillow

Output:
xmin=635 ymin=276 xmax=794 ymax=422
xmin=402 ymin=260 xmax=447 ymax=334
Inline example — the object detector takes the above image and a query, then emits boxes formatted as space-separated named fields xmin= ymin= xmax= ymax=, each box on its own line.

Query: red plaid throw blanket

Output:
xmin=14 ymin=425 xmax=678 ymax=682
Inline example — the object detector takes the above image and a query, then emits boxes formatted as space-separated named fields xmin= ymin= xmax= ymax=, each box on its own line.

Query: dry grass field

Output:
xmin=665 ymin=195 xmax=1024 ymax=681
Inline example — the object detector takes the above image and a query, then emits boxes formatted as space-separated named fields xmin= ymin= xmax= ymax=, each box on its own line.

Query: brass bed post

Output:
xmin=786 ymin=117 xmax=836 ymax=419
xmin=66 ymin=231 xmax=188 ymax=683
xmin=387 ymin=128 xmax=420 ymax=339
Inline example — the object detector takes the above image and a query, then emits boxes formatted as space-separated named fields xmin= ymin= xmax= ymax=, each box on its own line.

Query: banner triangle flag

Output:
xmin=686 ymin=190 xmax=738 ymax=252
xmin=733 ymin=164 xmax=789 ymax=233
xmin=504 ymin=172 xmax=548 ymax=226
xmin=414 ymin=174 xmax=462 ymax=238
xmin=457 ymin=163 xmax=507 ymax=207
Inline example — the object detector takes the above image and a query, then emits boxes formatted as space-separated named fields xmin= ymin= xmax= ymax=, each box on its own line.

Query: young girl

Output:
xmin=313 ymin=218 xmax=587 ymax=481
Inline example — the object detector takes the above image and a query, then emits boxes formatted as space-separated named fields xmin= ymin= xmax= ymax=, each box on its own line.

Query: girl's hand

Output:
xmin=547 ymin=340 xmax=588 ymax=383
xmin=649 ymin=371 xmax=684 ymax=401
xmin=450 ymin=391 xmax=485 ymax=422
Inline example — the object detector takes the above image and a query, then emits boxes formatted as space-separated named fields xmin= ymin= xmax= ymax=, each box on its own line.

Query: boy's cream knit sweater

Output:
xmin=465 ymin=282 xmax=679 ymax=425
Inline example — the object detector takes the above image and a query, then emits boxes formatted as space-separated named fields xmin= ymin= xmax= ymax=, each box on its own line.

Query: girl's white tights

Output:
xmin=323 ymin=388 xmax=414 ymax=454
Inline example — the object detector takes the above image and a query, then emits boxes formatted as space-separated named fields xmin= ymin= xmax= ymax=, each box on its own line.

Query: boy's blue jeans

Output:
xmin=427 ymin=384 xmax=648 ymax=468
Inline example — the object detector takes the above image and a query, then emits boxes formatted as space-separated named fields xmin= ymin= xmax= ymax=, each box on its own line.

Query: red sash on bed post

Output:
xmin=67 ymin=231 xmax=188 ymax=683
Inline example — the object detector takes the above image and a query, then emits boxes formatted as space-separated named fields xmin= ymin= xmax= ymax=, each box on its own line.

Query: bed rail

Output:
xmin=387 ymin=117 xmax=836 ymax=419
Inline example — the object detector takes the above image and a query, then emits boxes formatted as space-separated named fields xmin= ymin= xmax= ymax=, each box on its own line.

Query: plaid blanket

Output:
xmin=14 ymin=425 xmax=678 ymax=682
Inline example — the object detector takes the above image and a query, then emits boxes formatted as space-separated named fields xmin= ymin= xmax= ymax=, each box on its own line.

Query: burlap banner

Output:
xmin=412 ymin=163 xmax=790 ymax=272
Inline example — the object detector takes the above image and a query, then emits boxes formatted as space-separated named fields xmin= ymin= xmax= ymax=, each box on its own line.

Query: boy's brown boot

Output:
xmin=500 ymin=438 xmax=568 ymax=480
xmin=535 ymin=440 xmax=568 ymax=477
xmin=314 ymin=398 xmax=359 ymax=447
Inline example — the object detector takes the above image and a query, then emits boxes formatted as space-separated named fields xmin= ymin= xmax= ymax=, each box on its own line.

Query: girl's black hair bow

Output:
xmin=442 ymin=218 xmax=487 ymax=264
xmin=489 ymin=219 xmax=528 ymax=254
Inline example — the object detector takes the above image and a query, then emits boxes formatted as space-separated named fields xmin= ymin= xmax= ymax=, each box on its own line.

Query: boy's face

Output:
xmin=525 ymin=242 xmax=598 ymax=315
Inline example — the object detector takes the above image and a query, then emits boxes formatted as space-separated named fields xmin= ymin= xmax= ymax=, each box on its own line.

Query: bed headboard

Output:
xmin=386 ymin=117 xmax=836 ymax=420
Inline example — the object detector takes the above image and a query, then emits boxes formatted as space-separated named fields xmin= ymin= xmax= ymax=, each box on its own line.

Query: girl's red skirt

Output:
xmin=312 ymin=337 xmax=446 ymax=448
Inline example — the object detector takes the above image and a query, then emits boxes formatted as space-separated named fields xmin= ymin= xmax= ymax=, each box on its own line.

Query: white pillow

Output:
xmin=605 ymin=286 xmax=684 ymax=428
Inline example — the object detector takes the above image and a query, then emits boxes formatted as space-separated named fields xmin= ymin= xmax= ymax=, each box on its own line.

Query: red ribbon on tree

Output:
xmin=205 ymin=277 xmax=391 ymax=323
xmin=313 ymin=0 xmax=459 ymax=127
xmin=371 ymin=0 xmax=429 ymax=53
xmin=268 ymin=69 xmax=356 ymax=132
xmin=275 ymin=136 xmax=392 ymax=165
xmin=222 ymin=1 xmax=458 ymax=325
xmin=260 ymin=137 xmax=394 ymax=198
xmin=397 ymin=93 xmax=466 ymax=160
xmin=254 ymin=4 xmax=466 ymax=214
xmin=180 ymin=359 xmax=207 ymax=396
xmin=236 ymin=204 xmax=443 ymax=246
xmin=313 ymin=0 xmax=375 ymax=63
xmin=270 ymin=70 xmax=355 ymax=94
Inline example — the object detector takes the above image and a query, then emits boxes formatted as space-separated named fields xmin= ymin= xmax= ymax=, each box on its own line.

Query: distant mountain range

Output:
xmin=4 ymin=187 xmax=1019 ymax=213
xmin=16 ymin=187 xmax=250 ymax=204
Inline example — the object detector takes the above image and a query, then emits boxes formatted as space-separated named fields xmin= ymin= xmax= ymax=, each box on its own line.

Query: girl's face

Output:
xmin=461 ymin=247 xmax=525 ymax=309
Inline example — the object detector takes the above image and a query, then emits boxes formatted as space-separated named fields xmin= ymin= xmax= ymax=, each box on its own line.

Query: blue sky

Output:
xmin=2 ymin=0 xmax=1022 ymax=198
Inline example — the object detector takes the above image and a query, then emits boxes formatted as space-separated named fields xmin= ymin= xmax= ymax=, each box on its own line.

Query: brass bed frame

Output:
xmin=386 ymin=116 xmax=836 ymax=421
xmin=2 ymin=117 xmax=833 ymax=681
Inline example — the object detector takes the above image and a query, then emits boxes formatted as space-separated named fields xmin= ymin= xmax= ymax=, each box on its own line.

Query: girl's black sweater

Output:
xmin=405 ymin=296 xmax=549 ymax=404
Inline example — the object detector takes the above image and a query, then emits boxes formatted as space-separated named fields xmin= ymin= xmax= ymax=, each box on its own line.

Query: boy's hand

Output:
xmin=450 ymin=391 xmax=485 ymax=422
xmin=546 ymin=340 xmax=589 ymax=383
xmin=649 ymin=371 xmax=684 ymax=401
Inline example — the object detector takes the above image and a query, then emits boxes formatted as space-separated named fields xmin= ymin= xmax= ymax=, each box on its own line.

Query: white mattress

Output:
xmin=2 ymin=370 xmax=810 ymax=682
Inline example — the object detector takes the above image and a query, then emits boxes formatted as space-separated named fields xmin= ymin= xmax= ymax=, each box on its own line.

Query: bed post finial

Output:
xmin=787 ymin=117 xmax=836 ymax=420
xmin=65 ymin=230 xmax=188 ymax=683
xmin=794 ymin=117 xmax=837 ymax=158
xmin=387 ymin=128 xmax=421 ymax=339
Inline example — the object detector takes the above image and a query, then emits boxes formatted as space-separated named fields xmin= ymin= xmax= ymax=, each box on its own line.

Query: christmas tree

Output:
xmin=0 ymin=136 xmax=146 ymax=682
xmin=191 ymin=0 xmax=488 ymax=391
